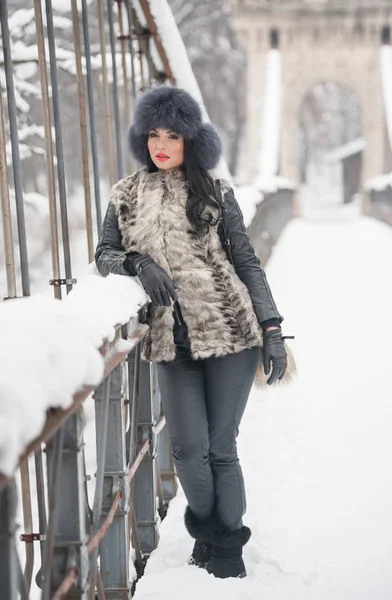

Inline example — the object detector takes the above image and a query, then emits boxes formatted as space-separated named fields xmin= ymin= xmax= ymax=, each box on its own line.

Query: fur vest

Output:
xmin=110 ymin=168 xmax=265 ymax=363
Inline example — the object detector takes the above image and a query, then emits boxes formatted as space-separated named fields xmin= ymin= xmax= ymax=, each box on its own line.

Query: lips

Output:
xmin=156 ymin=153 xmax=169 ymax=161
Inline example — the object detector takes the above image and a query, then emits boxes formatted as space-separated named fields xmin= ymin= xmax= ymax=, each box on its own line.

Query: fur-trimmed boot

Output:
xmin=188 ymin=540 xmax=211 ymax=568
xmin=184 ymin=506 xmax=212 ymax=568
xmin=207 ymin=522 xmax=251 ymax=579
xmin=184 ymin=506 xmax=251 ymax=577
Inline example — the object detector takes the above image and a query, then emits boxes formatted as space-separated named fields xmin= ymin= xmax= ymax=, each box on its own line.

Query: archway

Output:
xmin=299 ymin=82 xmax=363 ymax=210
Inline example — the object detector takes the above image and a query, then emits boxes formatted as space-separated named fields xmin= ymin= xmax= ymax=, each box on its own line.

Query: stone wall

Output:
xmin=369 ymin=189 xmax=392 ymax=227
xmin=247 ymin=189 xmax=294 ymax=266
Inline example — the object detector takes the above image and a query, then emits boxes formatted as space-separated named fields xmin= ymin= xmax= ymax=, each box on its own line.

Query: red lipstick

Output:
xmin=156 ymin=153 xmax=169 ymax=161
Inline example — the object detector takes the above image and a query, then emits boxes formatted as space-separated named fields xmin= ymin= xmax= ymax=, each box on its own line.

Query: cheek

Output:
xmin=175 ymin=141 xmax=184 ymax=160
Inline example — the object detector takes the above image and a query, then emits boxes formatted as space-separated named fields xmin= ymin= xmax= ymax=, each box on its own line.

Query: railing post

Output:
xmin=156 ymin=384 xmax=178 ymax=504
xmin=45 ymin=410 xmax=89 ymax=598
xmin=0 ymin=0 xmax=30 ymax=296
xmin=94 ymin=365 xmax=131 ymax=599
xmin=0 ymin=481 xmax=18 ymax=600
xmin=132 ymin=360 xmax=159 ymax=555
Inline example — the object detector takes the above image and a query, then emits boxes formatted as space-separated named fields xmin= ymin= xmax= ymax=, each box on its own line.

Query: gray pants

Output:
xmin=157 ymin=321 xmax=259 ymax=531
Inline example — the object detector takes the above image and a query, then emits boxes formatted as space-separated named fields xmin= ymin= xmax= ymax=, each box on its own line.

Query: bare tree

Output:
xmin=168 ymin=0 xmax=247 ymax=175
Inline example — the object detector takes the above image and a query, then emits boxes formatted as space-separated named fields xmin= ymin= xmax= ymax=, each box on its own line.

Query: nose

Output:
xmin=156 ymin=139 xmax=165 ymax=151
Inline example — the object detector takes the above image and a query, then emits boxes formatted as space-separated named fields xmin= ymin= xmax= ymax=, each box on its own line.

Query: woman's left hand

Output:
xmin=262 ymin=327 xmax=288 ymax=385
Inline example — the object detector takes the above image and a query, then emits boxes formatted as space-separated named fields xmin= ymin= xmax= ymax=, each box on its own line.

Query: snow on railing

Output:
xmin=365 ymin=172 xmax=392 ymax=192
xmin=0 ymin=268 xmax=147 ymax=481
xmin=324 ymin=137 xmax=366 ymax=164
xmin=380 ymin=45 xmax=392 ymax=152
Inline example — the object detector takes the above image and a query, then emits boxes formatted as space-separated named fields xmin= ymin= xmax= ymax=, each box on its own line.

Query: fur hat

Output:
xmin=128 ymin=86 xmax=222 ymax=171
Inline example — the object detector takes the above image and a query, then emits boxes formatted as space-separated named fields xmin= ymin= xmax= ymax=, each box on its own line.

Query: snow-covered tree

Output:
xmin=167 ymin=0 xmax=247 ymax=175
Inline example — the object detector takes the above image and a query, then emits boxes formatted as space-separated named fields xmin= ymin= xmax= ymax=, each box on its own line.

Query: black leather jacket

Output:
xmin=95 ymin=186 xmax=283 ymax=329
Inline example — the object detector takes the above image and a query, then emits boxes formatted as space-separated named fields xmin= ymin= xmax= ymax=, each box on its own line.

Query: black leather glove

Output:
xmin=262 ymin=327 xmax=287 ymax=385
xmin=132 ymin=254 xmax=178 ymax=307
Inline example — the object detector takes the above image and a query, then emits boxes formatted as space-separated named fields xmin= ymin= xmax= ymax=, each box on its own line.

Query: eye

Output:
xmin=149 ymin=132 xmax=158 ymax=138
xmin=169 ymin=134 xmax=179 ymax=140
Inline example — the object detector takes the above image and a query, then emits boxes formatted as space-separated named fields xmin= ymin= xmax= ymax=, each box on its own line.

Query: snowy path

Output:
xmin=133 ymin=205 xmax=392 ymax=600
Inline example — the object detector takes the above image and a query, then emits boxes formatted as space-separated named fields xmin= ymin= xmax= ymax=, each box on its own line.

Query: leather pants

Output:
xmin=157 ymin=318 xmax=259 ymax=530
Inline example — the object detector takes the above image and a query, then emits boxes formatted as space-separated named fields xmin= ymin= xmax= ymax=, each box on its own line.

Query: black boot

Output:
xmin=188 ymin=540 xmax=211 ymax=568
xmin=184 ymin=506 xmax=251 ymax=578
xmin=184 ymin=506 xmax=213 ymax=569
xmin=206 ymin=523 xmax=251 ymax=579
xmin=207 ymin=543 xmax=246 ymax=579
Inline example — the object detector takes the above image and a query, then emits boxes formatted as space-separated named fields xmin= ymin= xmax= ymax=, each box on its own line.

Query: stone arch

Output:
xmin=298 ymin=80 xmax=362 ymax=184
xmin=280 ymin=45 xmax=384 ymax=188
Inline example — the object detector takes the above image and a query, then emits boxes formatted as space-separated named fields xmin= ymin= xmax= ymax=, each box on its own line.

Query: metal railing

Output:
xmin=0 ymin=1 xmax=178 ymax=598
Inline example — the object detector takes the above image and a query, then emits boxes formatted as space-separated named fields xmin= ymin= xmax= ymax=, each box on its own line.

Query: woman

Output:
xmin=95 ymin=86 xmax=293 ymax=579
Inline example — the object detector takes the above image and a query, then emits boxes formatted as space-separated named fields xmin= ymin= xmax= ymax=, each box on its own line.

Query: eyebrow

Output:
xmin=150 ymin=128 xmax=176 ymax=134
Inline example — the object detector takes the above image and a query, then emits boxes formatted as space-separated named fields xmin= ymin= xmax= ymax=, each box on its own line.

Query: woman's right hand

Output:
xmin=133 ymin=255 xmax=178 ymax=307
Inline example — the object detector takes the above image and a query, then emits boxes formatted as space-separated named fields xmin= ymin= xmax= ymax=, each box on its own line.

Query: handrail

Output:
xmin=0 ymin=310 xmax=176 ymax=598
xmin=0 ymin=324 xmax=145 ymax=494
xmin=19 ymin=328 xmax=146 ymax=469
xmin=51 ymin=414 xmax=166 ymax=599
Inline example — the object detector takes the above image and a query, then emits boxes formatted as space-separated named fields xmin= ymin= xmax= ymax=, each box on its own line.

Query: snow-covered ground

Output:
xmin=133 ymin=201 xmax=392 ymax=600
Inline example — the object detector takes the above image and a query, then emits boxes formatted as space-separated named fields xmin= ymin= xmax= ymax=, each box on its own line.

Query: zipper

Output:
xmin=173 ymin=301 xmax=183 ymax=326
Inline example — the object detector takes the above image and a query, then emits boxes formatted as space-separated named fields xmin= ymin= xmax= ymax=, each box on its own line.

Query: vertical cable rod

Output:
xmin=97 ymin=0 xmax=117 ymax=186
xmin=33 ymin=0 xmax=62 ymax=299
xmin=0 ymin=0 xmax=30 ymax=296
xmin=81 ymin=0 xmax=103 ymax=235
xmin=45 ymin=0 xmax=74 ymax=294
xmin=0 ymin=78 xmax=16 ymax=299
xmin=71 ymin=0 xmax=94 ymax=262
xmin=107 ymin=0 xmax=124 ymax=179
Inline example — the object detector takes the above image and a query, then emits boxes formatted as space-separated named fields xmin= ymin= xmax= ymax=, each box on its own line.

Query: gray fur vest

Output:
xmin=110 ymin=168 xmax=264 ymax=363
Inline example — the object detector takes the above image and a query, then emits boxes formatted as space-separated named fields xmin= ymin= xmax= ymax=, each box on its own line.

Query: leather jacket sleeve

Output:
xmin=94 ymin=202 xmax=140 ymax=277
xmin=221 ymin=187 xmax=284 ymax=326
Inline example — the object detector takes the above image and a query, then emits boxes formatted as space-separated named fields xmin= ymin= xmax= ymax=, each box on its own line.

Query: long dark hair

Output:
xmin=146 ymin=137 xmax=223 ymax=234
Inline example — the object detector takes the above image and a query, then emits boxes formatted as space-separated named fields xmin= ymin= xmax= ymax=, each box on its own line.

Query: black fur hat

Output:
xmin=128 ymin=86 xmax=222 ymax=171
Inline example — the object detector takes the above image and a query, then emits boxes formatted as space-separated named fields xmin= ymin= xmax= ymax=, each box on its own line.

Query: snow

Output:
xmin=50 ymin=0 xmax=73 ymax=12
xmin=0 ymin=267 xmax=147 ymax=478
xmin=17 ymin=124 xmax=45 ymax=141
xmin=1 ymin=67 xmax=31 ymax=114
xmin=365 ymin=172 xmax=392 ymax=192
xmin=133 ymin=0 xmax=167 ymax=74
xmin=8 ymin=9 xmax=35 ymax=35
xmin=133 ymin=204 xmax=392 ymax=600
xmin=50 ymin=0 xmax=95 ymax=12
xmin=133 ymin=0 xmax=149 ymax=29
xmin=380 ymin=45 xmax=392 ymax=152
xmin=0 ymin=41 xmax=75 ymax=66
xmin=258 ymin=50 xmax=282 ymax=183
xmin=324 ymin=137 xmax=366 ymax=164
xmin=52 ymin=16 xmax=73 ymax=30
xmin=254 ymin=174 xmax=296 ymax=194
xmin=234 ymin=185 xmax=262 ymax=228
xmin=14 ymin=63 xmax=39 ymax=85
xmin=145 ymin=0 xmax=232 ymax=182
xmin=23 ymin=192 xmax=50 ymax=215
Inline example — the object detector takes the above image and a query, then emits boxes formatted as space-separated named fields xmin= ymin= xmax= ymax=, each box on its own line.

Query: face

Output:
xmin=147 ymin=128 xmax=185 ymax=170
